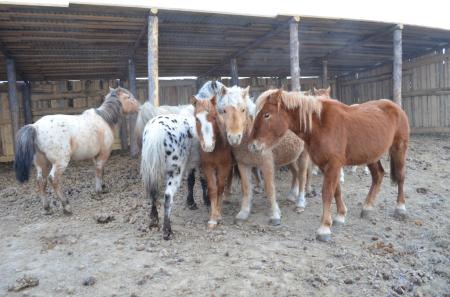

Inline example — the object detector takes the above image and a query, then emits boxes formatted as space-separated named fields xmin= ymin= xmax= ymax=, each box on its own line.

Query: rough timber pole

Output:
xmin=230 ymin=58 xmax=239 ymax=86
xmin=393 ymin=24 xmax=403 ymax=107
xmin=118 ymin=79 xmax=128 ymax=152
xmin=6 ymin=58 xmax=19 ymax=149
xmin=148 ymin=9 xmax=159 ymax=106
xmin=322 ymin=60 xmax=328 ymax=88
xmin=22 ymin=81 xmax=32 ymax=124
xmin=128 ymin=57 xmax=138 ymax=158
xmin=290 ymin=16 xmax=301 ymax=91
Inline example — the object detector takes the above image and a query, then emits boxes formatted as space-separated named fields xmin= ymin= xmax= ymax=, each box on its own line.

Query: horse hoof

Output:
xmin=268 ymin=218 xmax=281 ymax=226
xmin=360 ymin=209 xmax=372 ymax=219
xmin=163 ymin=232 xmax=172 ymax=240
xmin=149 ymin=220 xmax=159 ymax=229
xmin=394 ymin=208 xmax=407 ymax=220
xmin=43 ymin=208 xmax=53 ymax=215
xmin=207 ymin=221 xmax=218 ymax=230
xmin=234 ymin=218 xmax=246 ymax=226
xmin=187 ymin=202 xmax=198 ymax=210
xmin=295 ymin=207 xmax=305 ymax=213
xmin=332 ymin=218 xmax=345 ymax=227
xmin=316 ymin=233 xmax=332 ymax=242
xmin=63 ymin=209 xmax=73 ymax=216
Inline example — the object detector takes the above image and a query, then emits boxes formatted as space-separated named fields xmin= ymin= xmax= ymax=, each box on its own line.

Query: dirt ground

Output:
xmin=0 ymin=134 xmax=449 ymax=297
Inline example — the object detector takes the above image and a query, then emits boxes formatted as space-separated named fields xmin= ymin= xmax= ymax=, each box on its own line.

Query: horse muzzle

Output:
xmin=201 ymin=142 xmax=215 ymax=153
xmin=227 ymin=133 xmax=242 ymax=146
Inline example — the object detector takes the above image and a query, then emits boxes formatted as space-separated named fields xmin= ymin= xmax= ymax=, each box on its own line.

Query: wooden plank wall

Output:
xmin=336 ymin=47 xmax=450 ymax=133
xmin=0 ymin=77 xmax=321 ymax=162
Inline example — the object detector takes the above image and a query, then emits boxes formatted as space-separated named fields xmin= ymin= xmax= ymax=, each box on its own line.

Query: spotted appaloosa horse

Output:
xmin=217 ymin=85 xmax=310 ymax=225
xmin=193 ymin=95 xmax=233 ymax=229
xmin=249 ymin=89 xmax=410 ymax=241
xmin=14 ymin=87 xmax=140 ymax=214
xmin=140 ymin=113 xmax=200 ymax=240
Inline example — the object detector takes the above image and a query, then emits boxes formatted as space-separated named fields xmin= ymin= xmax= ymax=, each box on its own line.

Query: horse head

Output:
xmin=217 ymin=85 xmax=252 ymax=147
xmin=109 ymin=87 xmax=140 ymax=114
xmin=192 ymin=95 xmax=218 ymax=153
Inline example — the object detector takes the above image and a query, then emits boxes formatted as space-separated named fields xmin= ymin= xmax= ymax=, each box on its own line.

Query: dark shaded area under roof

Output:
xmin=0 ymin=4 xmax=449 ymax=81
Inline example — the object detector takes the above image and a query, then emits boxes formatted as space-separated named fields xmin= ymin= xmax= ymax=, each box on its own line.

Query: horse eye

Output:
xmin=264 ymin=113 xmax=270 ymax=119
xmin=241 ymin=108 xmax=245 ymax=112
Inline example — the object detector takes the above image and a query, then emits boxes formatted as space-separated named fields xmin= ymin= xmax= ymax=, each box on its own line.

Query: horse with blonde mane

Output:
xmin=14 ymin=87 xmax=140 ymax=214
xmin=217 ymin=86 xmax=310 ymax=226
xmin=249 ymin=89 xmax=410 ymax=241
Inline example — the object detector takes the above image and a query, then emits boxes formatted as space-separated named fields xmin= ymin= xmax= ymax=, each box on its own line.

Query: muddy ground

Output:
xmin=0 ymin=134 xmax=449 ymax=297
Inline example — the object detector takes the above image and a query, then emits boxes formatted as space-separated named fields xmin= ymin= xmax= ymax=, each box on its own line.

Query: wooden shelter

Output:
xmin=1 ymin=3 xmax=450 ymax=161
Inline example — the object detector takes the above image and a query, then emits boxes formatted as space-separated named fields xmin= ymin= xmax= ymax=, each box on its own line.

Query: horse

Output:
xmin=249 ymin=89 xmax=410 ymax=242
xmin=14 ymin=87 xmax=140 ymax=214
xmin=140 ymin=113 xmax=201 ymax=240
xmin=217 ymin=85 xmax=310 ymax=225
xmin=311 ymin=86 xmax=369 ymax=176
xmin=192 ymin=95 xmax=233 ymax=229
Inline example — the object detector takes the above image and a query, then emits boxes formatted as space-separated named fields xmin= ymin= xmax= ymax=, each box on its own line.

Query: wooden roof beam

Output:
xmin=201 ymin=18 xmax=290 ymax=78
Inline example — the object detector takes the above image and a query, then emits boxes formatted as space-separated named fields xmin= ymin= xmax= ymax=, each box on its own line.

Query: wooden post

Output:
xmin=128 ymin=57 xmax=139 ymax=158
xmin=6 ymin=58 xmax=19 ymax=149
xmin=148 ymin=10 xmax=159 ymax=106
xmin=118 ymin=79 xmax=128 ymax=152
xmin=393 ymin=24 xmax=403 ymax=106
xmin=230 ymin=58 xmax=239 ymax=86
xmin=322 ymin=60 xmax=328 ymax=88
xmin=22 ymin=81 xmax=33 ymax=124
xmin=290 ymin=17 xmax=301 ymax=91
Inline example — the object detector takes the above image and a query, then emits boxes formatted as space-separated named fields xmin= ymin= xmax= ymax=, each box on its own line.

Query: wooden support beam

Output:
xmin=22 ymin=81 xmax=33 ymax=124
xmin=202 ymin=19 xmax=290 ymax=77
xmin=118 ymin=79 xmax=129 ymax=151
xmin=128 ymin=57 xmax=139 ymax=158
xmin=148 ymin=12 xmax=159 ymax=106
xmin=393 ymin=24 xmax=403 ymax=107
xmin=322 ymin=60 xmax=328 ymax=88
xmin=230 ymin=58 xmax=239 ymax=86
xmin=290 ymin=17 xmax=301 ymax=91
xmin=6 ymin=58 xmax=19 ymax=150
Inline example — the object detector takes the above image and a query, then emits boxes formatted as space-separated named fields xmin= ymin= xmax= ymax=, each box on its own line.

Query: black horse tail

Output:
xmin=14 ymin=125 xmax=37 ymax=183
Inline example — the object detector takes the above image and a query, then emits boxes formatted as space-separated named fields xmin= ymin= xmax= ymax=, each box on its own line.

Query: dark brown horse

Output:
xmin=249 ymin=89 xmax=410 ymax=241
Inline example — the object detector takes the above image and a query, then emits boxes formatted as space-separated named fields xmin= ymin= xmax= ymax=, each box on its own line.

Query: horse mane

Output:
xmin=196 ymin=80 xmax=225 ymax=100
xmin=95 ymin=89 xmax=123 ymax=126
xmin=256 ymin=89 xmax=324 ymax=132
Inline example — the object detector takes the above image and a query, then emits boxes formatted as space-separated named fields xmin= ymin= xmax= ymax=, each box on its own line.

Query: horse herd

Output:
xmin=13 ymin=81 xmax=410 ymax=242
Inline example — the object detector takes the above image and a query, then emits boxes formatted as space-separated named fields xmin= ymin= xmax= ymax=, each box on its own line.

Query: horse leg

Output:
xmin=200 ymin=174 xmax=210 ymax=206
xmin=224 ymin=165 xmax=234 ymax=201
xmin=332 ymin=183 xmax=347 ymax=226
xmin=317 ymin=163 xmax=341 ymax=242
xmin=296 ymin=150 xmax=310 ymax=211
xmin=360 ymin=161 xmax=385 ymax=218
xmin=260 ymin=161 xmax=281 ymax=226
xmin=286 ymin=163 xmax=299 ymax=203
xmin=48 ymin=161 xmax=71 ymax=215
xmin=216 ymin=163 xmax=231 ymax=224
xmin=234 ymin=163 xmax=253 ymax=224
xmin=186 ymin=169 xmax=198 ymax=210
xmin=94 ymin=151 xmax=110 ymax=194
xmin=35 ymin=152 xmax=51 ymax=214
xmin=391 ymin=142 xmax=408 ymax=220
xmin=148 ymin=188 xmax=159 ymax=228
xmin=204 ymin=166 xmax=219 ymax=229
xmin=162 ymin=171 xmax=182 ymax=240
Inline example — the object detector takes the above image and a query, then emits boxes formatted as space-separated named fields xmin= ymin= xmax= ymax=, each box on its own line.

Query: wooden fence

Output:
xmin=0 ymin=77 xmax=321 ymax=162
xmin=336 ymin=47 xmax=450 ymax=133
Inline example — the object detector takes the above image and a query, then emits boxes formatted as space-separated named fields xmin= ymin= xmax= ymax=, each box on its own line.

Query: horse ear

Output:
xmin=210 ymin=96 xmax=217 ymax=106
xmin=326 ymin=86 xmax=331 ymax=94
xmin=191 ymin=96 xmax=198 ymax=107
xmin=242 ymin=86 xmax=250 ymax=98
xmin=313 ymin=87 xmax=318 ymax=93
xmin=221 ymin=86 xmax=228 ymax=97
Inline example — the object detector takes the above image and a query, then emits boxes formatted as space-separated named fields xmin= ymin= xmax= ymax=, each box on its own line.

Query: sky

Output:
xmin=3 ymin=0 xmax=450 ymax=30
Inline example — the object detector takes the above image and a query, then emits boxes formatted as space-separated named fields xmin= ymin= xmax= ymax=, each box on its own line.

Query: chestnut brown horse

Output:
xmin=192 ymin=95 xmax=233 ymax=229
xmin=249 ymin=89 xmax=410 ymax=241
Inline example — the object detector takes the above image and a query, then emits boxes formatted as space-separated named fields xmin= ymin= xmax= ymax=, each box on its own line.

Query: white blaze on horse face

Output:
xmin=196 ymin=111 xmax=215 ymax=152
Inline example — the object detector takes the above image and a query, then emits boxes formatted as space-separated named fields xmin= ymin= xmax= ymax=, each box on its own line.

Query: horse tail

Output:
xmin=140 ymin=125 xmax=166 ymax=196
xmin=14 ymin=125 xmax=37 ymax=183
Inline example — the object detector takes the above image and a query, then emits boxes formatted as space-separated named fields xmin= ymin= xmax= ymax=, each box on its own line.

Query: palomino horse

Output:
xmin=14 ymin=87 xmax=140 ymax=214
xmin=217 ymin=85 xmax=310 ymax=225
xmin=141 ymin=113 xmax=201 ymax=240
xmin=313 ymin=86 xmax=369 ymax=176
xmin=192 ymin=95 xmax=233 ymax=229
xmin=249 ymin=89 xmax=410 ymax=241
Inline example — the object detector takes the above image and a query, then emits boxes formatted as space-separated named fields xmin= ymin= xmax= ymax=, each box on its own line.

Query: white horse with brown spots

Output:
xmin=14 ymin=87 xmax=140 ymax=214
